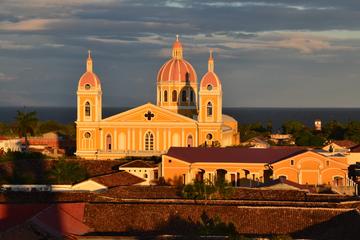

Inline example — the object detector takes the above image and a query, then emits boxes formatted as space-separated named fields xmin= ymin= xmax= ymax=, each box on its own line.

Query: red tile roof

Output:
xmin=90 ymin=171 xmax=145 ymax=188
xmin=350 ymin=144 xmax=360 ymax=153
xmin=257 ymin=178 xmax=315 ymax=192
xmin=120 ymin=160 xmax=157 ymax=168
xmin=330 ymin=140 xmax=358 ymax=149
xmin=166 ymin=147 xmax=306 ymax=164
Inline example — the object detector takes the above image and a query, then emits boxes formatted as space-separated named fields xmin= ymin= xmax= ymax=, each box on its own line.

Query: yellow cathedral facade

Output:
xmin=75 ymin=36 xmax=240 ymax=160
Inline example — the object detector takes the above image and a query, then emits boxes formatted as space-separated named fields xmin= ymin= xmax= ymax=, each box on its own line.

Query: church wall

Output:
xmin=272 ymin=151 xmax=349 ymax=185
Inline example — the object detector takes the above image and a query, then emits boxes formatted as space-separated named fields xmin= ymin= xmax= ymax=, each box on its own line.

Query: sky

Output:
xmin=1 ymin=0 xmax=360 ymax=107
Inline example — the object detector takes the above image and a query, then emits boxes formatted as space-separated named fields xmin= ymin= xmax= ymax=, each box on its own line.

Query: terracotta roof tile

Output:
xmin=90 ymin=171 xmax=145 ymax=188
xmin=120 ymin=160 xmax=157 ymax=168
xmin=331 ymin=140 xmax=358 ymax=149
xmin=166 ymin=147 xmax=307 ymax=164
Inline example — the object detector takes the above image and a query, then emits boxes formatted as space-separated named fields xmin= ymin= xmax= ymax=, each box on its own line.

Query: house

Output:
xmin=269 ymin=134 xmax=295 ymax=145
xmin=242 ymin=137 xmax=270 ymax=148
xmin=161 ymin=147 xmax=352 ymax=187
xmin=256 ymin=177 xmax=314 ymax=192
xmin=72 ymin=171 xmax=145 ymax=191
xmin=119 ymin=160 xmax=159 ymax=185
xmin=0 ymin=136 xmax=22 ymax=153
xmin=323 ymin=140 xmax=358 ymax=153
xmin=1 ymin=171 xmax=145 ymax=193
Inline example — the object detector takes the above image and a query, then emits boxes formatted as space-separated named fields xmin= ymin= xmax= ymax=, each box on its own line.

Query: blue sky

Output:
xmin=1 ymin=0 xmax=360 ymax=107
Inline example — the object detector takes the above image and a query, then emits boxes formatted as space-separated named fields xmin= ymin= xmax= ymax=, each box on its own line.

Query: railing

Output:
xmin=331 ymin=178 xmax=358 ymax=196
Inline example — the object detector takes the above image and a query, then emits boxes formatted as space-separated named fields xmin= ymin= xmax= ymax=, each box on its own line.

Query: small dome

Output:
xmin=78 ymin=50 xmax=101 ymax=90
xmin=200 ymin=71 xmax=221 ymax=89
xmin=157 ymin=35 xmax=197 ymax=83
xmin=78 ymin=71 xmax=101 ymax=90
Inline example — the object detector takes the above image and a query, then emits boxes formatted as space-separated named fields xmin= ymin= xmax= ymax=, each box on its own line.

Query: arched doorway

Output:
xmin=106 ymin=134 xmax=112 ymax=151
xmin=216 ymin=169 xmax=227 ymax=183
xmin=187 ymin=135 xmax=193 ymax=147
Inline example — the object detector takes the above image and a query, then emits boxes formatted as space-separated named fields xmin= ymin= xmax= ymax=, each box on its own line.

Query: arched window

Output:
xmin=181 ymin=90 xmax=187 ymax=102
xmin=172 ymin=90 xmax=177 ymax=102
xmin=85 ymin=102 xmax=91 ymax=117
xmin=106 ymin=134 xmax=112 ymax=151
xmin=187 ymin=135 xmax=193 ymax=147
xmin=207 ymin=102 xmax=213 ymax=116
xmin=190 ymin=90 xmax=194 ymax=102
xmin=164 ymin=90 xmax=168 ymax=102
xmin=145 ymin=132 xmax=154 ymax=151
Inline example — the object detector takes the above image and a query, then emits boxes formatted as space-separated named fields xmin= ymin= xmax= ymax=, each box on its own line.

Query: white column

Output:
xmin=163 ymin=129 xmax=167 ymax=151
xmin=139 ymin=128 xmax=143 ymax=151
xmin=182 ymin=128 xmax=185 ymax=146
xmin=127 ymin=128 xmax=130 ymax=151
xmin=132 ymin=129 xmax=135 ymax=151
xmin=100 ymin=129 xmax=103 ymax=150
xmin=114 ymin=129 xmax=117 ymax=151
xmin=156 ymin=128 xmax=160 ymax=151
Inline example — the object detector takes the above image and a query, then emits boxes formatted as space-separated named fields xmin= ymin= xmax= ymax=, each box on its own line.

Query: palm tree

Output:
xmin=14 ymin=110 xmax=38 ymax=151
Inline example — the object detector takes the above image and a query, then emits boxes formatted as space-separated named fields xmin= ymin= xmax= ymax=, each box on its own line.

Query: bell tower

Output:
xmin=199 ymin=50 xmax=222 ymax=123
xmin=77 ymin=50 xmax=102 ymax=122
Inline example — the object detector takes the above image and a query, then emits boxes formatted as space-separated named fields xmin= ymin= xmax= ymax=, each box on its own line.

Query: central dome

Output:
xmin=157 ymin=36 xmax=197 ymax=83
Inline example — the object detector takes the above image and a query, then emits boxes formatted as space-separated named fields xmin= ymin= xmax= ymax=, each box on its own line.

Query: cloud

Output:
xmin=0 ymin=40 xmax=33 ymax=50
xmin=0 ymin=19 xmax=58 ymax=31
xmin=0 ymin=72 xmax=16 ymax=82
xmin=201 ymin=1 xmax=336 ymax=11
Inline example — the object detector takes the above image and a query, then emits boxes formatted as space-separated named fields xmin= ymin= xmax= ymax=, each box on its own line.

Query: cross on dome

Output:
xmin=208 ymin=49 xmax=214 ymax=72
xmin=86 ymin=49 xmax=93 ymax=72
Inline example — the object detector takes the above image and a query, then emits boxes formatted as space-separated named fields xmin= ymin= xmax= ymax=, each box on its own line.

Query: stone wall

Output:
xmin=84 ymin=202 xmax=360 ymax=238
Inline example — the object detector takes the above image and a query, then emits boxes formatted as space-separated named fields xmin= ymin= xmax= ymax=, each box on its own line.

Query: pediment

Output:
xmin=102 ymin=103 xmax=197 ymax=123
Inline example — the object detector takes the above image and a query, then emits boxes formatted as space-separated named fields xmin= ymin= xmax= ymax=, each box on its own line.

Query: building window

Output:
xmin=164 ymin=90 xmax=168 ymax=102
xmin=190 ymin=90 xmax=194 ymax=102
xmin=181 ymin=90 xmax=187 ymax=102
xmin=145 ymin=131 xmax=154 ymax=151
xmin=172 ymin=90 xmax=177 ymax=102
xmin=85 ymin=84 xmax=91 ymax=90
xmin=207 ymin=102 xmax=213 ymax=116
xmin=85 ymin=102 xmax=91 ymax=117
xmin=144 ymin=174 xmax=148 ymax=178
xmin=168 ymin=159 xmax=172 ymax=163
xmin=187 ymin=135 xmax=193 ymax=147
xmin=206 ymin=133 xmax=213 ymax=140
xmin=207 ymin=84 xmax=213 ymax=91
xmin=106 ymin=134 xmax=112 ymax=151
xmin=290 ymin=160 xmax=294 ymax=166
xmin=326 ymin=160 xmax=330 ymax=166
xmin=84 ymin=132 xmax=91 ymax=138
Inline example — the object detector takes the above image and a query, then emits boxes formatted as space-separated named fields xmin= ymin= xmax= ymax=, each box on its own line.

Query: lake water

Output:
xmin=1 ymin=107 xmax=360 ymax=131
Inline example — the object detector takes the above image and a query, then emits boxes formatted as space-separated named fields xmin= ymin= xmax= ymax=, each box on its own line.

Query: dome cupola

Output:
xmin=157 ymin=35 xmax=197 ymax=83
xmin=78 ymin=50 xmax=101 ymax=90
xmin=200 ymin=49 xmax=221 ymax=90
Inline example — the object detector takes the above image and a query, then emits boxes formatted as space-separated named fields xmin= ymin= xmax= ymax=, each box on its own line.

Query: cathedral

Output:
xmin=75 ymin=36 xmax=240 ymax=159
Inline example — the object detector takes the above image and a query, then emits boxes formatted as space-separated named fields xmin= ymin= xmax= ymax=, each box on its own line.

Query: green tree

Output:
xmin=345 ymin=121 xmax=360 ymax=143
xmin=282 ymin=120 xmax=305 ymax=134
xmin=49 ymin=159 xmax=87 ymax=184
xmin=14 ymin=110 xmax=38 ymax=151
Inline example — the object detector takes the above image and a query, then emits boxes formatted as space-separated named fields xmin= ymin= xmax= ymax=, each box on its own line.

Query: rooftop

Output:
xmin=166 ymin=147 xmax=307 ymax=164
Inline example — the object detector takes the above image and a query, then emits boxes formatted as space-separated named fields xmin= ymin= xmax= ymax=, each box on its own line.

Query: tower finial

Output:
xmin=208 ymin=49 xmax=214 ymax=72
xmin=86 ymin=49 xmax=93 ymax=72
xmin=172 ymin=35 xmax=183 ymax=59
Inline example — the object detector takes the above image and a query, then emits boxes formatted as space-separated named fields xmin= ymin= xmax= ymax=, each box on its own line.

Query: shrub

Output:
xmin=48 ymin=159 xmax=87 ymax=184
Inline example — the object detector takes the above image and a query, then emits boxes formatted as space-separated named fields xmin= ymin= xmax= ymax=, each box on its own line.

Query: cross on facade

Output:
xmin=144 ymin=110 xmax=155 ymax=120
